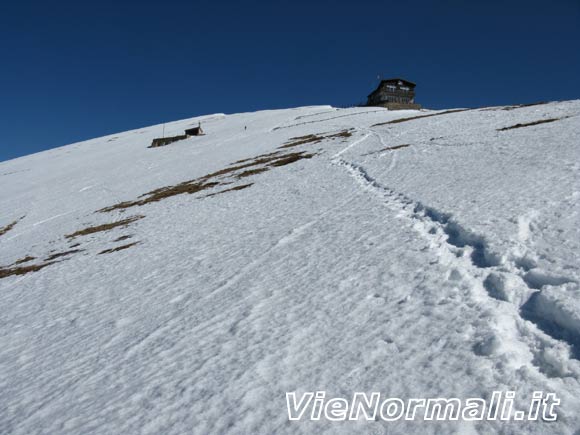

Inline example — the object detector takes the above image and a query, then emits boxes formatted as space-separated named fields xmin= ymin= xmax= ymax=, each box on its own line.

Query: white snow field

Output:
xmin=1 ymin=101 xmax=579 ymax=434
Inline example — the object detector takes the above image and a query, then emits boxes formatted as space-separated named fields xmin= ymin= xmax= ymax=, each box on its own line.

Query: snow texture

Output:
xmin=1 ymin=102 xmax=579 ymax=434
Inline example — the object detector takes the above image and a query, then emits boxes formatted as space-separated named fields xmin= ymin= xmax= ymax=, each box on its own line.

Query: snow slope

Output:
xmin=1 ymin=101 xmax=579 ymax=434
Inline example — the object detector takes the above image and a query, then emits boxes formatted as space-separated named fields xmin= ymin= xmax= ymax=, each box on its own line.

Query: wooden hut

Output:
xmin=366 ymin=78 xmax=421 ymax=110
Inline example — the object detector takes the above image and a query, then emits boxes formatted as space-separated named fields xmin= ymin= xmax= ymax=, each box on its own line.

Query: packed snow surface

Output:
xmin=1 ymin=101 xmax=579 ymax=434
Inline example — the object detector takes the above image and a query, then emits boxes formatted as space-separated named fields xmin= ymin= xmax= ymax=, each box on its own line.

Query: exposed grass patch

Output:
xmin=372 ymin=109 xmax=470 ymax=126
xmin=0 ymin=216 xmax=25 ymax=237
xmin=280 ymin=134 xmax=323 ymax=148
xmin=326 ymin=130 xmax=354 ymax=139
xmin=197 ymin=164 xmax=256 ymax=180
xmin=98 ymin=201 xmax=140 ymax=213
xmin=99 ymin=242 xmax=140 ymax=255
xmin=251 ymin=153 xmax=292 ymax=165
xmin=288 ymin=134 xmax=319 ymax=141
xmin=279 ymin=129 xmax=353 ymax=149
xmin=66 ymin=215 xmax=144 ymax=239
xmin=100 ymin=180 xmax=220 ymax=212
xmin=14 ymin=256 xmax=36 ymax=265
xmin=45 ymin=249 xmax=83 ymax=261
xmin=140 ymin=181 xmax=220 ymax=203
xmin=206 ymin=184 xmax=254 ymax=198
xmin=270 ymin=152 xmax=316 ymax=167
xmin=363 ymin=144 xmax=411 ymax=156
xmin=234 ymin=151 xmax=283 ymax=164
xmin=0 ymin=261 xmax=56 ymax=279
xmin=237 ymin=168 xmax=269 ymax=178
xmin=99 ymin=145 xmax=319 ymax=213
xmin=114 ymin=235 xmax=133 ymax=242
xmin=497 ymin=117 xmax=567 ymax=131
xmin=384 ymin=144 xmax=410 ymax=151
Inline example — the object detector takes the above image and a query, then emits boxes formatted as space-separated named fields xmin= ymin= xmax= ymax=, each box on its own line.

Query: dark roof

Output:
xmin=185 ymin=126 xmax=203 ymax=134
xmin=379 ymin=78 xmax=416 ymax=86
xmin=367 ymin=78 xmax=417 ymax=98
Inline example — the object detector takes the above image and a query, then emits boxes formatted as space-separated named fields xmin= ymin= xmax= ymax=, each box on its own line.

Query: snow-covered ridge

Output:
xmin=1 ymin=101 xmax=579 ymax=434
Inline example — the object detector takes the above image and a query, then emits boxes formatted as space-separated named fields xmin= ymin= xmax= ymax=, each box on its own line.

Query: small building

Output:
xmin=149 ymin=123 xmax=205 ymax=148
xmin=185 ymin=124 xmax=204 ymax=136
xmin=367 ymin=78 xmax=421 ymax=110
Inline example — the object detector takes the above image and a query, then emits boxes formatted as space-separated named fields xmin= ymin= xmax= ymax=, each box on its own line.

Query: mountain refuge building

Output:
xmin=149 ymin=123 xmax=205 ymax=148
xmin=366 ymin=78 xmax=421 ymax=110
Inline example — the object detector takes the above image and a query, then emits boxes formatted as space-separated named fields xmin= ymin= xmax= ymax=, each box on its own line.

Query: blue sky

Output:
xmin=1 ymin=0 xmax=579 ymax=162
